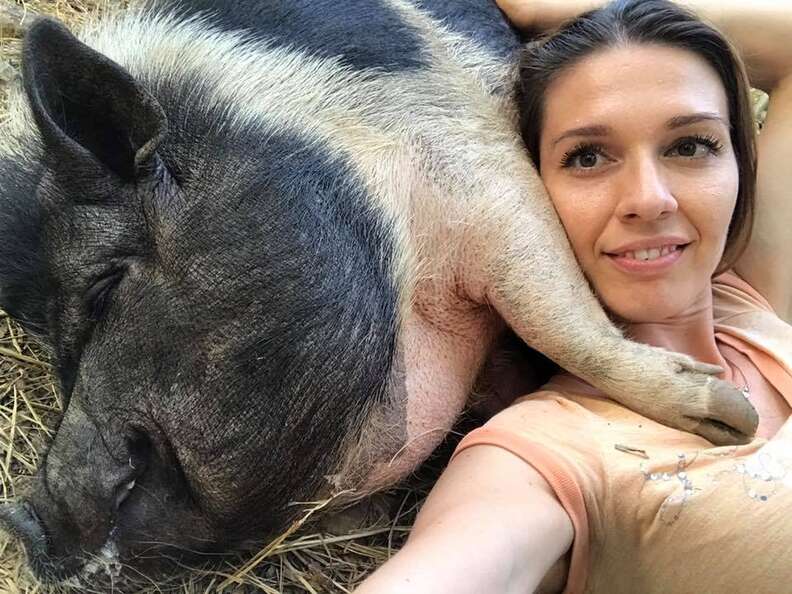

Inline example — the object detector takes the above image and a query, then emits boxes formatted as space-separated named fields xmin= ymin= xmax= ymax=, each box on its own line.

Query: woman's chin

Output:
xmin=597 ymin=284 xmax=708 ymax=325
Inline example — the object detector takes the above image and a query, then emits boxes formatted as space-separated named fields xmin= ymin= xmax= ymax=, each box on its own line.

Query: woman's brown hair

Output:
xmin=517 ymin=0 xmax=757 ymax=274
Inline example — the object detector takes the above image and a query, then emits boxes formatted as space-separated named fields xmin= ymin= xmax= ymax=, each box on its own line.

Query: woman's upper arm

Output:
xmin=354 ymin=444 xmax=573 ymax=594
xmin=416 ymin=445 xmax=574 ymax=591
xmin=734 ymin=77 xmax=792 ymax=322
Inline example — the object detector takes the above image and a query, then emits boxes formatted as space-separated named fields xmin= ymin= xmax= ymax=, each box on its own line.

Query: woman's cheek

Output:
xmin=681 ymin=169 xmax=737 ymax=253
xmin=550 ymin=183 xmax=608 ymax=266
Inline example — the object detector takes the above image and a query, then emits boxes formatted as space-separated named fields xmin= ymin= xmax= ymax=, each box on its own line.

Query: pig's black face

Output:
xmin=0 ymin=19 xmax=399 ymax=582
xmin=23 ymin=171 xmax=337 ymax=578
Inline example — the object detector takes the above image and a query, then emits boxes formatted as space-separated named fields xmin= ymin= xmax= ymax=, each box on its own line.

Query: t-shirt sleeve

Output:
xmin=712 ymin=270 xmax=792 ymax=402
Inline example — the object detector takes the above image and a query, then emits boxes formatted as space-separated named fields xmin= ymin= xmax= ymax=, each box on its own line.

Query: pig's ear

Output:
xmin=22 ymin=18 xmax=166 ymax=181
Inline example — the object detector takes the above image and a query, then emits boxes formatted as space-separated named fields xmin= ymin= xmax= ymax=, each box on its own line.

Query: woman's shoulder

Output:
xmin=713 ymin=269 xmax=778 ymax=317
xmin=487 ymin=383 xmax=672 ymax=447
xmin=713 ymin=268 xmax=792 ymax=354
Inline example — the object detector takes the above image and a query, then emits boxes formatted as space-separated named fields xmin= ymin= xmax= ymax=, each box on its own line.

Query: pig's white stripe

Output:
xmin=384 ymin=0 xmax=518 ymax=96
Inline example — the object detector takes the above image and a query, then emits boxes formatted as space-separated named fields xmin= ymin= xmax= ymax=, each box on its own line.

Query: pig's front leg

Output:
xmin=464 ymin=162 xmax=758 ymax=445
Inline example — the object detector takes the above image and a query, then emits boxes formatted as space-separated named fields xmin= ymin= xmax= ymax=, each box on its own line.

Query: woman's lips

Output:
xmin=606 ymin=244 xmax=687 ymax=274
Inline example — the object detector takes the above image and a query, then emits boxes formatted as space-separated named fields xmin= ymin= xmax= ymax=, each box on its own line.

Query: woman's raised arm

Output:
xmin=705 ymin=2 xmax=792 ymax=323
xmin=498 ymin=0 xmax=792 ymax=85
xmin=669 ymin=1 xmax=792 ymax=322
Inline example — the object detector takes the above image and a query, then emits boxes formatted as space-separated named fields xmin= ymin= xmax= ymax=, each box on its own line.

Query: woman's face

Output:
xmin=539 ymin=43 xmax=738 ymax=323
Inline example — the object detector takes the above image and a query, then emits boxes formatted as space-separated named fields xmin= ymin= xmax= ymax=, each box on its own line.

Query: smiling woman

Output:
xmin=355 ymin=1 xmax=792 ymax=593
xmin=536 ymin=43 xmax=741 ymax=325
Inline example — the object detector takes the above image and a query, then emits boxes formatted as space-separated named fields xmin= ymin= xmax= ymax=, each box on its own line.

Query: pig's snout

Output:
xmin=0 ymin=426 xmax=151 ymax=583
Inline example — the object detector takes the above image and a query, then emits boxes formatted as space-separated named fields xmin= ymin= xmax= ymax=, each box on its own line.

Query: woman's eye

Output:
xmin=667 ymin=135 xmax=723 ymax=159
xmin=561 ymin=144 xmax=608 ymax=170
xmin=672 ymin=140 xmax=707 ymax=158
xmin=676 ymin=140 xmax=699 ymax=156
xmin=577 ymin=151 xmax=600 ymax=167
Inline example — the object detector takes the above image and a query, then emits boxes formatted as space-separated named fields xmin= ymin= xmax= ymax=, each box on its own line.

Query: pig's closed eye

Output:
xmin=86 ymin=271 xmax=124 ymax=321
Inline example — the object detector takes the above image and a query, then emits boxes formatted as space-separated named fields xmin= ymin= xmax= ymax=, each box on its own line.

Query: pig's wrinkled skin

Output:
xmin=0 ymin=0 xmax=757 ymax=584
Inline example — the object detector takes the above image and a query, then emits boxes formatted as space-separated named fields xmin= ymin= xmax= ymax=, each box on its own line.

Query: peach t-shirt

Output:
xmin=455 ymin=272 xmax=792 ymax=594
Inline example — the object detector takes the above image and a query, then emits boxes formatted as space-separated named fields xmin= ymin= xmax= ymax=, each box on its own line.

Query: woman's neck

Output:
xmin=547 ymin=280 xmax=734 ymax=395
xmin=621 ymin=280 xmax=728 ymax=372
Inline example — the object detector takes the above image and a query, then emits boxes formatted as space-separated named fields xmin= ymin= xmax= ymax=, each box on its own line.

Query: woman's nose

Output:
xmin=615 ymin=156 xmax=677 ymax=221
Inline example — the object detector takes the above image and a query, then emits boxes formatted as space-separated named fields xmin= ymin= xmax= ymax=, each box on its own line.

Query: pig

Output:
xmin=0 ymin=0 xmax=757 ymax=585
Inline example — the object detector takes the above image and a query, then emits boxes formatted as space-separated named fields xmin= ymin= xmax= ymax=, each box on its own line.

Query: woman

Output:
xmin=356 ymin=1 xmax=792 ymax=592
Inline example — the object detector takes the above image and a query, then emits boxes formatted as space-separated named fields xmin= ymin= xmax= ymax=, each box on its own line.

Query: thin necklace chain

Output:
xmin=731 ymin=361 xmax=751 ymax=399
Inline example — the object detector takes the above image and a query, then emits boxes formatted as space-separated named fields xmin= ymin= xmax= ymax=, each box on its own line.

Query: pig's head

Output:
xmin=0 ymin=19 xmax=401 ymax=582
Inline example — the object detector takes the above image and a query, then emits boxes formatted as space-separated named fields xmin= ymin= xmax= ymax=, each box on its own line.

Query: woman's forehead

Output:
xmin=541 ymin=43 xmax=730 ymax=138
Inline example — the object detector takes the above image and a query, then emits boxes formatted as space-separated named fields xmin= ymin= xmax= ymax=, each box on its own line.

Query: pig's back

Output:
xmin=411 ymin=0 xmax=520 ymax=59
xmin=145 ymin=0 xmax=428 ymax=73
xmin=143 ymin=0 xmax=519 ymax=75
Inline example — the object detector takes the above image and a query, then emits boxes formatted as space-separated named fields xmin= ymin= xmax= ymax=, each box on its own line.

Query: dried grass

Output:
xmin=0 ymin=300 xmax=428 ymax=593
xmin=0 ymin=307 xmax=429 ymax=592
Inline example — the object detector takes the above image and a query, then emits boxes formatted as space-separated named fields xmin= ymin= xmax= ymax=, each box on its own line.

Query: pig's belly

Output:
xmin=368 ymin=305 xmax=499 ymax=484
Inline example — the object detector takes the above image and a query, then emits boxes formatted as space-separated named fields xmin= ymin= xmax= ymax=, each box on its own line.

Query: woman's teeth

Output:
xmin=621 ymin=245 xmax=679 ymax=261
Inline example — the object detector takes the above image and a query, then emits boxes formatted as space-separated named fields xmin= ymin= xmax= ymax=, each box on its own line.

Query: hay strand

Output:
xmin=0 ymin=2 xmax=33 ymax=34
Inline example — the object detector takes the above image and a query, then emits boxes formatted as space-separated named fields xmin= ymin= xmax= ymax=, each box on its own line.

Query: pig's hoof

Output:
xmin=318 ymin=494 xmax=394 ymax=535
xmin=673 ymin=356 xmax=759 ymax=445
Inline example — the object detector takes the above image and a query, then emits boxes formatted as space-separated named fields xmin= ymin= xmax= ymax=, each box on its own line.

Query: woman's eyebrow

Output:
xmin=551 ymin=125 xmax=610 ymax=147
xmin=666 ymin=112 xmax=729 ymax=129
xmin=550 ymin=112 xmax=729 ymax=147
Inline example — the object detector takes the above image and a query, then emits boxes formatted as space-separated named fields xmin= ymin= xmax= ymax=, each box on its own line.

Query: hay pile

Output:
xmin=0 ymin=2 xmax=443 ymax=592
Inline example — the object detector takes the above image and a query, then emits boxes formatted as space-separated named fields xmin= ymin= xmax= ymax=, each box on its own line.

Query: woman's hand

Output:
xmin=495 ymin=0 xmax=604 ymax=31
